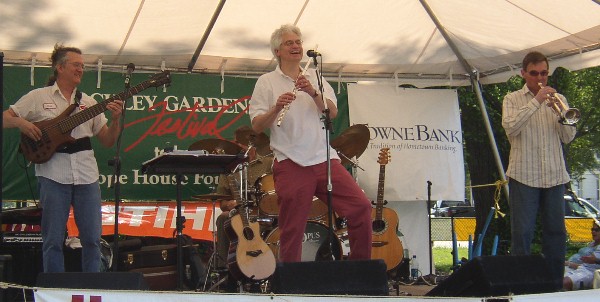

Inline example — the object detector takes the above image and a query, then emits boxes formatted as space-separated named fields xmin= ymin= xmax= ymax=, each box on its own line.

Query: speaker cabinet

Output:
xmin=271 ymin=259 xmax=388 ymax=296
xmin=36 ymin=272 xmax=149 ymax=290
xmin=426 ymin=255 xmax=559 ymax=297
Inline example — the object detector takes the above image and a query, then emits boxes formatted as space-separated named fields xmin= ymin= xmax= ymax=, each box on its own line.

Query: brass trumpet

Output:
xmin=538 ymin=83 xmax=580 ymax=125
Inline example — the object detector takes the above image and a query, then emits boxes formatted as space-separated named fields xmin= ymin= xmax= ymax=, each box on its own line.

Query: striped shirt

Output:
xmin=502 ymin=84 xmax=576 ymax=188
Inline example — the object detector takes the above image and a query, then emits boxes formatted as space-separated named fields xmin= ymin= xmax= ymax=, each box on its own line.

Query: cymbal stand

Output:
xmin=203 ymin=193 xmax=223 ymax=291
xmin=338 ymin=153 xmax=364 ymax=170
xmin=205 ymin=162 xmax=249 ymax=292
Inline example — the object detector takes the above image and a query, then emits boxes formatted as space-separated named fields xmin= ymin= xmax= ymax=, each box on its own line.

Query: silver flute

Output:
xmin=276 ymin=59 xmax=313 ymax=127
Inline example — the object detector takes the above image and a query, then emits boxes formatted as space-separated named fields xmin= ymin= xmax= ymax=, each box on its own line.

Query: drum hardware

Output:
xmin=191 ymin=193 xmax=233 ymax=202
xmin=330 ymin=124 xmax=370 ymax=166
xmin=192 ymin=190 xmax=235 ymax=285
xmin=235 ymin=129 xmax=271 ymax=156
xmin=265 ymin=220 xmax=343 ymax=261
xmin=197 ymin=190 xmax=232 ymax=292
xmin=254 ymin=174 xmax=328 ymax=220
xmin=248 ymin=152 xmax=274 ymax=166
xmin=188 ymin=138 xmax=243 ymax=155
xmin=337 ymin=152 xmax=365 ymax=171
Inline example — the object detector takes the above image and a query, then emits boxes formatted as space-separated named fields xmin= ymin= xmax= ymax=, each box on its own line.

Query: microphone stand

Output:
xmin=313 ymin=55 xmax=337 ymax=261
xmin=109 ymin=64 xmax=134 ymax=271
xmin=426 ymin=180 xmax=433 ymax=276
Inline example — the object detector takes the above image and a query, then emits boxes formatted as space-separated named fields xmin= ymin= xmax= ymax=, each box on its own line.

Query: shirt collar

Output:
xmin=275 ymin=64 xmax=313 ymax=80
xmin=520 ymin=84 xmax=534 ymax=97
xmin=51 ymin=83 xmax=79 ymax=104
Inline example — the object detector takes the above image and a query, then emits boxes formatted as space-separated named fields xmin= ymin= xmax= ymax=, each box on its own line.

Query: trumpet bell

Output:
xmin=562 ymin=108 xmax=581 ymax=125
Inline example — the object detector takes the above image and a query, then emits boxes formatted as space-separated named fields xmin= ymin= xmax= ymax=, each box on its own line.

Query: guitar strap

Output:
xmin=56 ymin=137 xmax=92 ymax=154
xmin=56 ymin=91 xmax=89 ymax=154
xmin=74 ymin=90 xmax=82 ymax=105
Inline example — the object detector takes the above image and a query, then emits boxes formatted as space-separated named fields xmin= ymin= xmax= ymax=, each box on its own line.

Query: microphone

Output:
xmin=124 ymin=63 xmax=135 ymax=86
xmin=306 ymin=49 xmax=321 ymax=57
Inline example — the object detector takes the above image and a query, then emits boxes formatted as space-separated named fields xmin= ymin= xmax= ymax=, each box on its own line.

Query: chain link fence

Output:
xmin=430 ymin=217 xmax=595 ymax=243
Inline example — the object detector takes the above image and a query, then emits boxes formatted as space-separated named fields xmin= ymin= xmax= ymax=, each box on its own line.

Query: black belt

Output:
xmin=57 ymin=137 xmax=92 ymax=154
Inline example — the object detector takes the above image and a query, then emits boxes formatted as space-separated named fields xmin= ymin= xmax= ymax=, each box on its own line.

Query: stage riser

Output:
xmin=36 ymin=272 xmax=149 ymax=290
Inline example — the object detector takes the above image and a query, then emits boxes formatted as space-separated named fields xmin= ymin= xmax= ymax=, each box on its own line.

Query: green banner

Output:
xmin=2 ymin=66 xmax=350 ymax=201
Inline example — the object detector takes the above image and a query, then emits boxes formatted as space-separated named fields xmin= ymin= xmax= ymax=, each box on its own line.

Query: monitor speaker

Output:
xmin=36 ymin=272 xmax=149 ymax=290
xmin=271 ymin=259 xmax=388 ymax=296
xmin=426 ymin=255 xmax=560 ymax=297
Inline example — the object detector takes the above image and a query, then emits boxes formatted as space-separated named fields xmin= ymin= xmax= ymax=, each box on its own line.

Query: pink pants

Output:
xmin=273 ymin=159 xmax=373 ymax=262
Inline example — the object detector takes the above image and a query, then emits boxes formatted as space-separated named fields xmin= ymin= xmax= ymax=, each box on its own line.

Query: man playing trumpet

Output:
xmin=502 ymin=51 xmax=577 ymax=288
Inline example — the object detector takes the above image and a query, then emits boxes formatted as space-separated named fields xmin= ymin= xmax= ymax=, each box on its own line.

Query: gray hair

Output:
xmin=270 ymin=24 xmax=302 ymax=63
xmin=47 ymin=44 xmax=82 ymax=86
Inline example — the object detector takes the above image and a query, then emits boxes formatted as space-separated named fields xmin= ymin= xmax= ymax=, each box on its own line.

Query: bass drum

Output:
xmin=254 ymin=174 xmax=328 ymax=220
xmin=265 ymin=221 xmax=342 ymax=261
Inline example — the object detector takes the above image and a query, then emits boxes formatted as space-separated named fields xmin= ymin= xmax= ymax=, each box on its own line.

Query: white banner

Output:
xmin=34 ymin=287 xmax=600 ymax=301
xmin=33 ymin=288 xmax=480 ymax=302
xmin=348 ymin=83 xmax=464 ymax=202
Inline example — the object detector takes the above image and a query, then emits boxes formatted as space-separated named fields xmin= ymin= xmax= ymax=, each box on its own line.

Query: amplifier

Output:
xmin=2 ymin=232 xmax=43 ymax=243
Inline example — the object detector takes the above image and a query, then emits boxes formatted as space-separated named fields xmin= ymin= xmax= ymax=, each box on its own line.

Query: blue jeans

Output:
xmin=38 ymin=177 xmax=102 ymax=273
xmin=509 ymin=178 xmax=566 ymax=285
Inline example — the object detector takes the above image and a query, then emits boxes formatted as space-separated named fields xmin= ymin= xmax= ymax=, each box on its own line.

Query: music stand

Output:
xmin=141 ymin=151 xmax=246 ymax=290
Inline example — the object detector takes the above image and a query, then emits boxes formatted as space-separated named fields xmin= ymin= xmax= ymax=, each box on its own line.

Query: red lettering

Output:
xmin=123 ymin=96 xmax=250 ymax=152
xmin=72 ymin=295 xmax=84 ymax=302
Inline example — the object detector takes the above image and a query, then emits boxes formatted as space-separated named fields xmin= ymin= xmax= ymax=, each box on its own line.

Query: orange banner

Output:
xmin=67 ymin=201 xmax=222 ymax=241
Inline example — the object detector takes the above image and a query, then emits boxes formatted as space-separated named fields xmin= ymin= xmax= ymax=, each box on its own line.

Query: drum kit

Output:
xmin=191 ymin=124 xmax=370 ymax=269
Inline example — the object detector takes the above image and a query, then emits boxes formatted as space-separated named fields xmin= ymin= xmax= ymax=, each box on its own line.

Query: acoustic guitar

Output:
xmin=19 ymin=71 xmax=171 ymax=164
xmin=225 ymin=174 xmax=276 ymax=281
xmin=371 ymin=147 xmax=404 ymax=271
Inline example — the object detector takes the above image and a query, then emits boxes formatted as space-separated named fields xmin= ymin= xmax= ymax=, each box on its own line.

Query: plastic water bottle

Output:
xmin=410 ymin=255 xmax=419 ymax=280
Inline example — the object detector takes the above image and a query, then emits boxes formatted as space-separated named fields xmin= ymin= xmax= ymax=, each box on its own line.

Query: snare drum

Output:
xmin=264 ymin=221 xmax=342 ymax=261
xmin=254 ymin=174 xmax=328 ymax=220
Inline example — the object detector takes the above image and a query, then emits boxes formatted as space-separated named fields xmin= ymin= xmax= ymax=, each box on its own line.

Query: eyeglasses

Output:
xmin=68 ymin=62 xmax=85 ymax=70
xmin=527 ymin=70 xmax=548 ymax=77
xmin=591 ymin=228 xmax=600 ymax=232
xmin=282 ymin=39 xmax=303 ymax=47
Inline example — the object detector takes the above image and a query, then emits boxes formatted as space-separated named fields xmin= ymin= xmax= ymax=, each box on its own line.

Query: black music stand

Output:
xmin=141 ymin=151 xmax=246 ymax=290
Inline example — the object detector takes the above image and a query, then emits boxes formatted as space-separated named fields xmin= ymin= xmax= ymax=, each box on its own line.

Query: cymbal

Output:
xmin=236 ymin=129 xmax=271 ymax=155
xmin=191 ymin=193 xmax=232 ymax=201
xmin=330 ymin=124 xmax=369 ymax=166
xmin=188 ymin=138 xmax=243 ymax=155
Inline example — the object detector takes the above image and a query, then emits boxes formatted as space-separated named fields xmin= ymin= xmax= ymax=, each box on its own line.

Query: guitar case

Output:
xmin=118 ymin=244 xmax=177 ymax=271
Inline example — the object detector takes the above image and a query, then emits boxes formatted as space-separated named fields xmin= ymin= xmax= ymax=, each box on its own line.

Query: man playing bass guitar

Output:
xmin=3 ymin=44 xmax=123 ymax=273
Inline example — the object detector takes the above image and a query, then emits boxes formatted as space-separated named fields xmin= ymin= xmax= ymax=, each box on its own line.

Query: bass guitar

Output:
xmin=371 ymin=147 xmax=404 ymax=271
xmin=225 ymin=174 xmax=276 ymax=281
xmin=19 ymin=71 xmax=171 ymax=164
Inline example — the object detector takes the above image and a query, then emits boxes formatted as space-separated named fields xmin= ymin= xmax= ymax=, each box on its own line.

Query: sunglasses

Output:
xmin=527 ymin=70 xmax=548 ymax=77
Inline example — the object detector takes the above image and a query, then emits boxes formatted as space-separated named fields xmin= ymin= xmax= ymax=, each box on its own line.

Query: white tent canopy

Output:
xmin=2 ymin=0 xmax=600 ymax=87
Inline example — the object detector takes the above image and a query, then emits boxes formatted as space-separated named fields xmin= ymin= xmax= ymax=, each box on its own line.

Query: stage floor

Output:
xmin=30 ymin=286 xmax=600 ymax=302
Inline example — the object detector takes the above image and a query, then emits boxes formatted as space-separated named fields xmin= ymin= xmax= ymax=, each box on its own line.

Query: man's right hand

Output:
xmin=19 ymin=119 xmax=42 ymax=141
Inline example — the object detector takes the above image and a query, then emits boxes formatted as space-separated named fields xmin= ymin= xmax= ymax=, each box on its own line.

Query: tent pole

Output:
xmin=0 ymin=52 xmax=4 ymax=241
xmin=419 ymin=0 xmax=508 ymax=197
xmin=471 ymin=79 xmax=510 ymax=199
xmin=187 ymin=0 xmax=227 ymax=72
